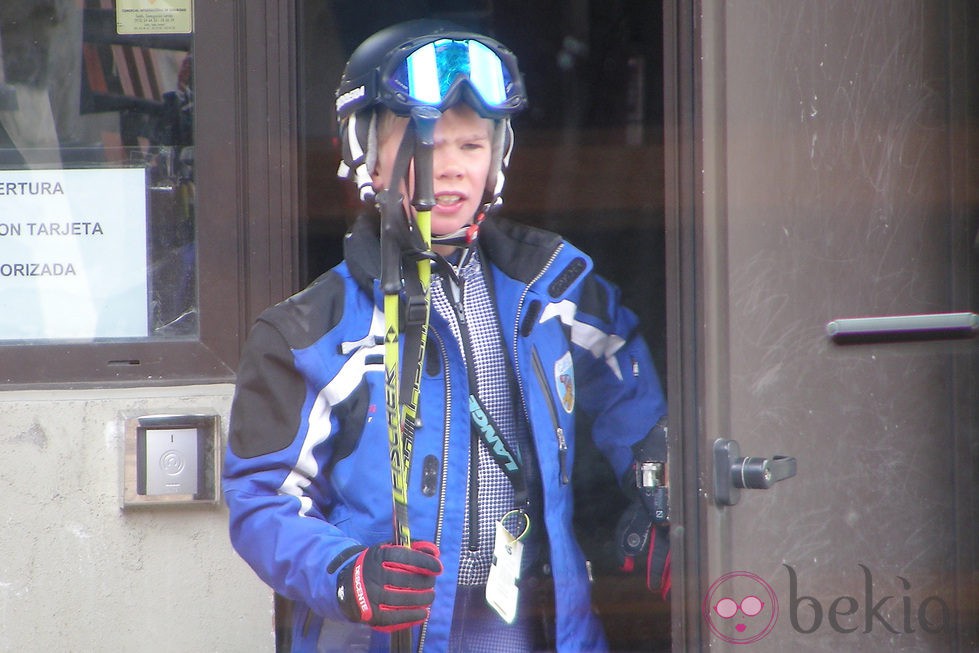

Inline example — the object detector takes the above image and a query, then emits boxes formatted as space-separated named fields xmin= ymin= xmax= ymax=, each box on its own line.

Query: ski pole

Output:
xmin=397 ymin=106 xmax=440 ymax=494
xmin=379 ymin=106 xmax=440 ymax=653
xmin=379 ymin=171 xmax=414 ymax=653
xmin=393 ymin=107 xmax=439 ymax=653
xmin=378 ymin=117 xmax=417 ymax=551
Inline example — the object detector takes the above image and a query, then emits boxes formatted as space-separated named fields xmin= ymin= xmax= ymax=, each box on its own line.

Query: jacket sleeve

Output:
xmin=571 ymin=273 xmax=667 ymax=478
xmin=222 ymin=317 xmax=362 ymax=623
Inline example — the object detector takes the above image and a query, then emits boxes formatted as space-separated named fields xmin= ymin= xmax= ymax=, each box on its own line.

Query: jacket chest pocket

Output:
xmin=529 ymin=345 xmax=571 ymax=485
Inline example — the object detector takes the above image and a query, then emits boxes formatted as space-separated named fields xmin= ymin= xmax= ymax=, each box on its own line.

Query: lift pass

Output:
xmin=486 ymin=519 xmax=524 ymax=623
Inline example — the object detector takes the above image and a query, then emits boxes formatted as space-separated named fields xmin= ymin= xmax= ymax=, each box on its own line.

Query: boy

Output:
xmin=223 ymin=19 xmax=668 ymax=652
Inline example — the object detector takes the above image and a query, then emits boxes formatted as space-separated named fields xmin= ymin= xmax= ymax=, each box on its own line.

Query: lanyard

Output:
xmin=468 ymin=390 xmax=529 ymax=508
xmin=436 ymin=250 xmax=531 ymax=510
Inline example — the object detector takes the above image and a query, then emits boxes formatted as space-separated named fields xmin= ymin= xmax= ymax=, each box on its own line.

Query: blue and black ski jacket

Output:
xmin=223 ymin=213 xmax=667 ymax=652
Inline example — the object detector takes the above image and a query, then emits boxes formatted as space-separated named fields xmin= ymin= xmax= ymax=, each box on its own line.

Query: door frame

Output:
xmin=663 ymin=1 xmax=710 ymax=648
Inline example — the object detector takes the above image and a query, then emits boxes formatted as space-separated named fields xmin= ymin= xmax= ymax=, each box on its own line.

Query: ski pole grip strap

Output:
xmin=405 ymin=293 xmax=428 ymax=325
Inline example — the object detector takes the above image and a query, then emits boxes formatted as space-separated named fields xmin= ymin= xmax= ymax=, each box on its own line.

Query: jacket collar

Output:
xmin=342 ymin=211 xmax=385 ymax=296
xmin=342 ymin=209 xmax=579 ymax=294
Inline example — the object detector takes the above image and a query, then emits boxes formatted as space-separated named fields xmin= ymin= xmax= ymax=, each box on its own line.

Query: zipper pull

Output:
xmin=556 ymin=426 xmax=569 ymax=484
xmin=454 ymin=275 xmax=466 ymax=324
xmin=442 ymin=268 xmax=466 ymax=325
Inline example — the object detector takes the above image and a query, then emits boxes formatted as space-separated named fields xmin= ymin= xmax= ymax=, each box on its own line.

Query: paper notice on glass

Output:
xmin=116 ymin=0 xmax=193 ymax=35
xmin=0 ymin=168 xmax=149 ymax=340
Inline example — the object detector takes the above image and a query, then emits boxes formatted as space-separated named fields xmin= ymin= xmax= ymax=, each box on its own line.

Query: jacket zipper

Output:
xmin=417 ymin=329 xmax=451 ymax=653
xmin=429 ymin=329 xmax=453 ymax=549
xmin=437 ymin=269 xmax=483 ymax=551
xmin=511 ymin=245 xmax=569 ymax=485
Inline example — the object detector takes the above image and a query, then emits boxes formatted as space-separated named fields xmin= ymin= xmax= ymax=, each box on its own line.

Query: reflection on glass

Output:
xmin=0 ymin=0 xmax=196 ymax=340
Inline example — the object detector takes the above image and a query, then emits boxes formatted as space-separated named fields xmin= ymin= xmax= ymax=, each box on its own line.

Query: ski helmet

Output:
xmin=335 ymin=19 xmax=527 ymax=206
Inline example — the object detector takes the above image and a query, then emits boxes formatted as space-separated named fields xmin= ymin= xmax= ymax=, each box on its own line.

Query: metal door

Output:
xmin=665 ymin=1 xmax=978 ymax=650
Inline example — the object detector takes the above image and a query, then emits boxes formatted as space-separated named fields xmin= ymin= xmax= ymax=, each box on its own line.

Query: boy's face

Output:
xmin=372 ymin=105 xmax=494 ymax=251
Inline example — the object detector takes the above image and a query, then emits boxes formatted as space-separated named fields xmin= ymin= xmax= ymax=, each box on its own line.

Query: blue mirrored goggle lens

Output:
xmin=393 ymin=39 xmax=513 ymax=108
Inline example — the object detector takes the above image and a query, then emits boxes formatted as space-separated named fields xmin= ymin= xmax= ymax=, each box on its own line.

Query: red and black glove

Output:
xmin=614 ymin=502 xmax=671 ymax=600
xmin=614 ymin=418 xmax=671 ymax=600
xmin=336 ymin=541 xmax=443 ymax=632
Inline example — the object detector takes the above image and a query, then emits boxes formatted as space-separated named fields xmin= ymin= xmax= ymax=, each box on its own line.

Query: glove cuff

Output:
xmin=336 ymin=547 xmax=369 ymax=624
xmin=632 ymin=417 xmax=668 ymax=463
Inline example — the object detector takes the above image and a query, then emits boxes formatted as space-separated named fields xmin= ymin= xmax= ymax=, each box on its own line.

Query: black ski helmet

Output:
xmin=335 ymin=19 xmax=527 ymax=205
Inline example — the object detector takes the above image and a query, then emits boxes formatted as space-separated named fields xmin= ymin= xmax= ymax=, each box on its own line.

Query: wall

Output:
xmin=0 ymin=384 xmax=273 ymax=652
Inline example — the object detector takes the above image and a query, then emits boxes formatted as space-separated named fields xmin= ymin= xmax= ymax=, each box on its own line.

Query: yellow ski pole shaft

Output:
xmin=381 ymin=194 xmax=413 ymax=653
xmin=383 ymin=292 xmax=411 ymax=546
xmin=398 ymin=107 xmax=439 ymax=497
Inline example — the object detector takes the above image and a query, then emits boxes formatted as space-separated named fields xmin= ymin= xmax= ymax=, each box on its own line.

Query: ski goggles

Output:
xmin=379 ymin=36 xmax=526 ymax=118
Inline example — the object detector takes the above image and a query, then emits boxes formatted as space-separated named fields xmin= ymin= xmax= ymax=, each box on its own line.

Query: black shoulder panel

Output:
xmin=229 ymin=321 xmax=307 ymax=459
xmin=229 ymin=271 xmax=348 ymax=459
xmin=265 ymin=271 xmax=347 ymax=350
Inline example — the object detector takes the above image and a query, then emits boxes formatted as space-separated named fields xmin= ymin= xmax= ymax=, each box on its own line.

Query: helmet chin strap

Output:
xmin=430 ymin=211 xmax=486 ymax=249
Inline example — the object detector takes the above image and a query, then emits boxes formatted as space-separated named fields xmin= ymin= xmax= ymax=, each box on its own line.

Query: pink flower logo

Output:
xmin=703 ymin=571 xmax=778 ymax=644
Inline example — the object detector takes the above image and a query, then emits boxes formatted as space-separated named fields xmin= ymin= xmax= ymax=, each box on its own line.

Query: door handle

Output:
xmin=713 ymin=438 xmax=797 ymax=507
xmin=826 ymin=312 xmax=978 ymax=343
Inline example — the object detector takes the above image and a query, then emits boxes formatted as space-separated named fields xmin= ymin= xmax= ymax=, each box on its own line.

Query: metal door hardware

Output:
xmin=826 ymin=312 xmax=979 ymax=343
xmin=713 ymin=438 xmax=797 ymax=506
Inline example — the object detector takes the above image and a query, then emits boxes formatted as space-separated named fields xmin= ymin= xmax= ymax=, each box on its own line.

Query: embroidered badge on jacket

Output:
xmin=554 ymin=351 xmax=575 ymax=413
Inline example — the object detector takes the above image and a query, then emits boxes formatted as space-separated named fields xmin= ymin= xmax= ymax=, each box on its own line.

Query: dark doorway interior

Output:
xmin=296 ymin=2 xmax=668 ymax=651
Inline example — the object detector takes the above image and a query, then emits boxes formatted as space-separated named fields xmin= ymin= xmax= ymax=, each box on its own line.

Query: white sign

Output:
xmin=0 ymin=168 xmax=148 ymax=340
xmin=116 ymin=0 xmax=193 ymax=35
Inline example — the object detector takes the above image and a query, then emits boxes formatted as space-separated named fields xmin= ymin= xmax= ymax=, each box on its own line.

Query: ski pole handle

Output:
xmin=378 ymin=189 xmax=406 ymax=296
xmin=410 ymin=106 xmax=441 ymax=214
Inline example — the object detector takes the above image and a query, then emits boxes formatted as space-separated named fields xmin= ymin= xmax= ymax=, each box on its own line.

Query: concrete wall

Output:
xmin=0 ymin=384 xmax=273 ymax=652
